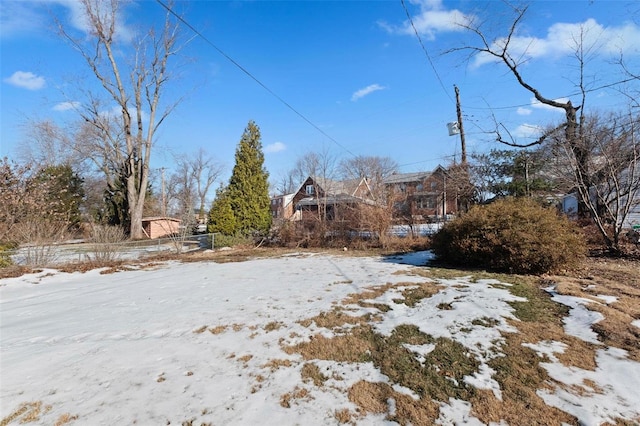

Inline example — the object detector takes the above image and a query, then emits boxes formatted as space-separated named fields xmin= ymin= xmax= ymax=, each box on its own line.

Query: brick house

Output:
xmin=291 ymin=176 xmax=376 ymax=222
xmin=383 ymin=165 xmax=457 ymax=223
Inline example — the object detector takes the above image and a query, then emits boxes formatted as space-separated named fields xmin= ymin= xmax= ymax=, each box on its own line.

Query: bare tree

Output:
xmin=186 ymin=149 xmax=224 ymax=219
xmin=543 ymin=112 xmax=640 ymax=251
xmin=450 ymin=4 xmax=639 ymax=252
xmin=338 ymin=155 xmax=398 ymax=199
xmin=56 ymin=0 xmax=184 ymax=239
xmin=449 ymin=5 xmax=592 ymax=211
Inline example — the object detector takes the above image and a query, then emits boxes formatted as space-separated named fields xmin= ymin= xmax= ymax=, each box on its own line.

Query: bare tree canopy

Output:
xmin=169 ymin=149 xmax=224 ymax=219
xmin=55 ymin=0 xmax=184 ymax=239
xmin=449 ymin=3 xmax=640 ymax=252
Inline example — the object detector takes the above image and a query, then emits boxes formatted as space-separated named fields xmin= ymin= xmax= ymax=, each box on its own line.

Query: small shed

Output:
xmin=141 ymin=217 xmax=181 ymax=239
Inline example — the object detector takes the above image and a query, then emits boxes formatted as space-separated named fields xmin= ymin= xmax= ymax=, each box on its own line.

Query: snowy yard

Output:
xmin=1 ymin=251 xmax=639 ymax=425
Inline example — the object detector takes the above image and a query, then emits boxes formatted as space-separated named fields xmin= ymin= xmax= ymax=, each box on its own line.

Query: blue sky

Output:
xmin=1 ymin=0 xmax=639 ymax=190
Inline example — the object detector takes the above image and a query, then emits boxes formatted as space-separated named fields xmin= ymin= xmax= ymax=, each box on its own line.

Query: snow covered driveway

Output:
xmin=1 ymin=251 xmax=639 ymax=425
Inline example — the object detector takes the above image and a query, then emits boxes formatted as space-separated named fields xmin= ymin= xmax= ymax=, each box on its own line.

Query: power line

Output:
xmin=462 ymin=78 xmax=639 ymax=111
xmin=155 ymin=0 xmax=357 ymax=158
xmin=400 ymin=0 xmax=454 ymax=104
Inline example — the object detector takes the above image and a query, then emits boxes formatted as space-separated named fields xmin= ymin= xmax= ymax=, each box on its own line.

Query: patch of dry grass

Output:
xmin=1 ymin=401 xmax=52 ymax=425
xmin=280 ymin=386 xmax=312 ymax=408
xmin=300 ymin=362 xmax=328 ymax=387
xmin=54 ymin=413 xmax=79 ymax=426
xmin=264 ymin=321 xmax=285 ymax=332
xmin=262 ymin=358 xmax=294 ymax=372
xmin=393 ymin=282 xmax=442 ymax=307
xmin=348 ymin=380 xmax=440 ymax=425
xmin=546 ymin=258 xmax=640 ymax=361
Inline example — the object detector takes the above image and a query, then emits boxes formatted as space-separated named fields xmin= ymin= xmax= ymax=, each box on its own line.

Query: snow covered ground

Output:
xmin=1 ymin=251 xmax=639 ymax=425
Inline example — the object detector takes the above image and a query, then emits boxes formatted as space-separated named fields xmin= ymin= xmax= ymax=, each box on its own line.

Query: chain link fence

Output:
xmin=3 ymin=233 xmax=216 ymax=267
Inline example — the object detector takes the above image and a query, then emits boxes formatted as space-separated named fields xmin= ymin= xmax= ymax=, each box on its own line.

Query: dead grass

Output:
xmin=3 ymin=249 xmax=639 ymax=424
xmin=348 ymin=380 xmax=440 ymax=425
xmin=54 ymin=413 xmax=79 ymax=426
xmin=545 ymin=257 xmax=640 ymax=361
xmin=393 ymin=282 xmax=442 ymax=307
xmin=0 ymin=401 xmax=52 ymax=425
xmin=300 ymin=362 xmax=329 ymax=387
xmin=208 ymin=325 xmax=227 ymax=335
xmin=262 ymin=358 xmax=293 ymax=372
xmin=264 ymin=321 xmax=284 ymax=332
xmin=280 ymin=386 xmax=311 ymax=408
xmin=298 ymin=308 xmax=371 ymax=330
xmin=282 ymin=256 xmax=640 ymax=425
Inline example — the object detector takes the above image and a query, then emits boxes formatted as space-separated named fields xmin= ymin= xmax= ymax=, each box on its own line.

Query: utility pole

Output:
xmin=454 ymin=85 xmax=467 ymax=164
xmin=160 ymin=167 xmax=166 ymax=217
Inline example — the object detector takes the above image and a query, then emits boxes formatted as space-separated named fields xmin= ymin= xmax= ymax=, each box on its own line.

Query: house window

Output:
xmin=306 ymin=185 xmax=315 ymax=195
xmin=416 ymin=196 xmax=436 ymax=209
xmin=430 ymin=181 xmax=437 ymax=190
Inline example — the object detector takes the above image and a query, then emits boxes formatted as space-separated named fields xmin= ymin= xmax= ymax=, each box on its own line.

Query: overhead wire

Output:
xmin=155 ymin=0 xmax=358 ymax=158
xmin=399 ymin=0 xmax=454 ymax=104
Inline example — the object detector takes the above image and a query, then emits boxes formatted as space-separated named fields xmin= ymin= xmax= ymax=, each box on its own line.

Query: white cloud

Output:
xmin=517 ymin=107 xmax=532 ymax=116
xmin=53 ymin=101 xmax=80 ymax=111
xmin=379 ymin=0 xmax=475 ymax=40
xmin=531 ymin=97 xmax=570 ymax=111
xmin=50 ymin=0 xmax=135 ymax=42
xmin=0 ymin=2 xmax=44 ymax=38
xmin=473 ymin=18 xmax=640 ymax=67
xmin=4 ymin=71 xmax=45 ymax=90
xmin=512 ymin=123 xmax=543 ymax=139
xmin=351 ymin=84 xmax=386 ymax=102
xmin=264 ymin=142 xmax=286 ymax=153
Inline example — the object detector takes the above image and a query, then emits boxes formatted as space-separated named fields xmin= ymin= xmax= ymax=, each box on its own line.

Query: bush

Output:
xmin=0 ymin=241 xmax=17 ymax=267
xmin=430 ymin=198 xmax=586 ymax=274
xmin=211 ymin=233 xmax=253 ymax=249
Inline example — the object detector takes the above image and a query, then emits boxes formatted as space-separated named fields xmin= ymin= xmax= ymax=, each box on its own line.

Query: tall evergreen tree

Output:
xmin=208 ymin=184 xmax=237 ymax=236
xmin=35 ymin=164 xmax=85 ymax=228
xmin=226 ymin=121 xmax=271 ymax=236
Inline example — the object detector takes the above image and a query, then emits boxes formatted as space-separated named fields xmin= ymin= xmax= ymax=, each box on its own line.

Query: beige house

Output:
xmin=141 ymin=217 xmax=181 ymax=239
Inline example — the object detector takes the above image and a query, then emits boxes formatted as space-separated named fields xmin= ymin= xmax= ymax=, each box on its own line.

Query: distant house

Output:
xmin=383 ymin=165 xmax=457 ymax=223
xmin=270 ymin=193 xmax=296 ymax=224
xmin=292 ymin=176 xmax=376 ymax=223
xmin=141 ymin=217 xmax=181 ymax=239
xmin=560 ymin=164 xmax=640 ymax=229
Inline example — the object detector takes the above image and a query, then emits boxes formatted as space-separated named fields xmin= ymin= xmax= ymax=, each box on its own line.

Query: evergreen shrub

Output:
xmin=430 ymin=198 xmax=585 ymax=274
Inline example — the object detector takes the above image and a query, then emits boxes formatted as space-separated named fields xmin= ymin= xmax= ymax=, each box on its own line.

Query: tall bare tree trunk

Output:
xmin=57 ymin=0 xmax=182 ymax=239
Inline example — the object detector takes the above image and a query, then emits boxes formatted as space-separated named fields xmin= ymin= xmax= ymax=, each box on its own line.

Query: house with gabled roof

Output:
xmin=291 ymin=175 xmax=376 ymax=223
xmin=383 ymin=165 xmax=458 ymax=223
